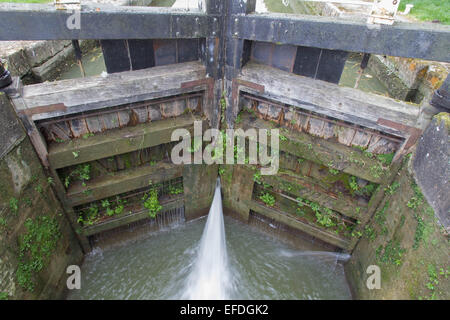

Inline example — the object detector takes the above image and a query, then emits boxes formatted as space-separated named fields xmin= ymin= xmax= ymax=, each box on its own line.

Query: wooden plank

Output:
xmin=117 ymin=110 xmax=131 ymax=127
xmin=257 ymin=168 xmax=366 ymax=219
xmin=149 ymin=105 xmax=162 ymax=121
xmin=66 ymin=161 xmax=183 ymax=207
xmin=48 ymin=114 xmax=202 ymax=169
xmin=249 ymin=200 xmax=350 ymax=250
xmin=100 ymin=112 xmax=120 ymax=130
xmin=69 ymin=118 xmax=89 ymax=138
xmin=85 ymin=115 xmax=103 ymax=134
xmin=132 ymin=106 xmax=149 ymax=123
xmin=82 ymin=197 xmax=184 ymax=236
xmin=21 ymin=61 xmax=206 ymax=121
xmin=237 ymin=113 xmax=390 ymax=184
xmin=238 ymin=62 xmax=419 ymax=135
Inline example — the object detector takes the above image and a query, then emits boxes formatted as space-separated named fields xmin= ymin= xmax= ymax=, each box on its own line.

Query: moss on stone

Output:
xmin=434 ymin=112 xmax=450 ymax=131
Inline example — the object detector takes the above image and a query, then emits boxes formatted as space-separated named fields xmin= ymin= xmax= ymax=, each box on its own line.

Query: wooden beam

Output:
xmin=249 ymin=200 xmax=351 ymax=250
xmin=257 ymin=168 xmax=367 ymax=219
xmin=238 ymin=62 xmax=420 ymax=134
xmin=237 ymin=113 xmax=390 ymax=184
xmin=19 ymin=61 xmax=206 ymax=121
xmin=236 ymin=13 xmax=450 ymax=63
xmin=82 ymin=197 xmax=184 ymax=236
xmin=66 ymin=161 xmax=183 ymax=206
xmin=0 ymin=4 xmax=212 ymax=40
xmin=48 ymin=114 xmax=202 ymax=169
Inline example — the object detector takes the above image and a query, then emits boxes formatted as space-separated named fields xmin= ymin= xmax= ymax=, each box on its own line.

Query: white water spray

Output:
xmin=183 ymin=178 xmax=231 ymax=299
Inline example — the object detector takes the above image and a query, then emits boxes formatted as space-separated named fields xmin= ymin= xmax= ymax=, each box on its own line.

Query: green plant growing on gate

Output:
xmin=220 ymin=91 xmax=227 ymax=127
xmin=113 ymin=197 xmax=125 ymax=215
xmin=100 ymin=196 xmax=127 ymax=218
xmin=64 ymin=164 xmax=91 ymax=188
xmin=259 ymin=192 xmax=275 ymax=207
xmin=47 ymin=177 xmax=54 ymax=186
xmin=296 ymin=197 xmax=336 ymax=228
xmin=168 ymin=183 xmax=183 ymax=195
xmin=143 ymin=187 xmax=162 ymax=218
xmin=329 ymin=167 xmax=339 ymax=175
xmin=101 ymin=199 xmax=114 ymax=217
xmin=16 ymin=215 xmax=61 ymax=292
xmin=311 ymin=202 xmax=336 ymax=228
xmin=253 ymin=172 xmax=262 ymax=185
xmin=78 ymin=204 xmax=99 ymax=226
xmin=349 ymin=176 xmax=359 ymax=193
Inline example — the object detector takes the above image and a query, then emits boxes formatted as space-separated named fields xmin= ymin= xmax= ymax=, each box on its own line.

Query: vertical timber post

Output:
xmin=204 ymin=0 xmax=224 ymax=129
xmin=224 ymin=0 xmax=256 ymax=128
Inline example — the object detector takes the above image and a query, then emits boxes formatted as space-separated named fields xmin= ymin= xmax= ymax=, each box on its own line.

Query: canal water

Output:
xmin=67 ymin=214 xmax=352 ymax=300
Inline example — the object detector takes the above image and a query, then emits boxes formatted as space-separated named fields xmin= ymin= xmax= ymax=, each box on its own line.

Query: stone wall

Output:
xmin=345 ymin=154 xmax=449 ymax=299
xmin=368 ymin=55 xmax=448 ymax=103
xmin=0 ymin=93 xmax=83 ymax=300
xmin=1 ymin=40 xmax=98 ymax=84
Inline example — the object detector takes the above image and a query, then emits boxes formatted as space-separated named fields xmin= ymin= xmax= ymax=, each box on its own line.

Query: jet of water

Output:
xmin=183 ymin=178 xmax=232 ymax=299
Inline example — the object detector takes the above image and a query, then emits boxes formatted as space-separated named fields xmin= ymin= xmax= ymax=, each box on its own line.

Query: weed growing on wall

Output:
xmin=64 ymin=164 xmax=91 ymax=188
xmin=16 ymin=216 xmax=61 ymax=291
xmin=143 ymin=188 xmax=162 ymax=218
xmin=259 ymin=192 xmax=276 ymax=207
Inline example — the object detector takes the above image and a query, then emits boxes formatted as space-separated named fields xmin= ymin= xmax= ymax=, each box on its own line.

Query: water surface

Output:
xmin=68 ymin=215 xmax=352 ymax=300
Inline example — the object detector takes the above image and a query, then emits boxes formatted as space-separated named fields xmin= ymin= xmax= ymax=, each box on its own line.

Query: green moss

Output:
xmin=376 ymin=240 xmax=406 ymax=266
xmin=377 ymin=152 xmax=394 ymax=166
xmin=374 ymin=201 xmax=389 ymax=227
xmin=407 ymin=182 xmax=425 ymax=210
xmin=16 ymin=216 xmax=61 ymax=291
xmin=434 ymin=112 xmax=450 ymax=131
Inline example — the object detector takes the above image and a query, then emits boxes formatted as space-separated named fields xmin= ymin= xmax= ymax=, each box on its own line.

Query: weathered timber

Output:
xmin=183 ymin=164 xmax=218 ymax=221
xmin=238 ymin=62 xmax=420 ymax=134
xmin=237 ymin=13 xmax=450 ymax=63
xmin=257 ymin=168 xmax=367 ymax=219
xmin=249 ymin=200 xmax=351 ymax=250
xmin=237 ymin=113 xmax=390 ymax=184
xmin=0 ymin=4 xmax=212 ymax=40
xmin=82 ymin=197 xmax=184 ymax=236
xmin=66 ymin=161 xmax=182 ymax=207
xmin=225 ymin=165 xmax=255 ymax=221
xmin=48 ymin=114 xmax=203 ymax=169
xmin=19 ymin=62 xmax=206 ymax=121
